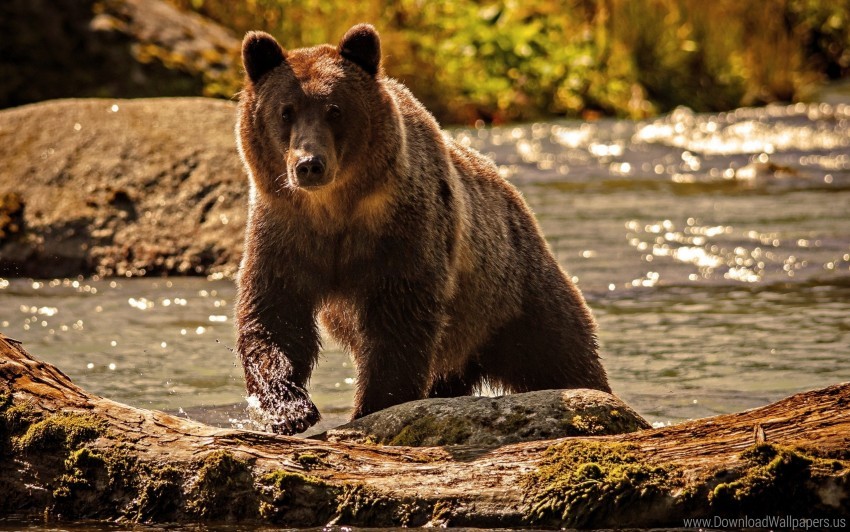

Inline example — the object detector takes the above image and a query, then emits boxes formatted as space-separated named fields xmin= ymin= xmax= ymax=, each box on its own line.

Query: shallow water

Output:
xmin=2 ymin=102 xmax=849 ymax=430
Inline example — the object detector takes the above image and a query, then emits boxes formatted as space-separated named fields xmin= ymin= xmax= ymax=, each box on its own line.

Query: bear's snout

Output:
xmin=292 ymin=154 xmax=328 ymax=188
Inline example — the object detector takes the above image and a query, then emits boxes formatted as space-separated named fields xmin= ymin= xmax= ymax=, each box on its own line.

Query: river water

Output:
xmin=2 ymin=102 xmax=849 ymax=433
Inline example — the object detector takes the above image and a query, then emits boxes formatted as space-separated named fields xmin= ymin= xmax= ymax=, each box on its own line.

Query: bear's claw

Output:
xmin=250 ymin=381 xmax=321 ymax=435
xmin=268 ymin=399 xmax=320 ymax=435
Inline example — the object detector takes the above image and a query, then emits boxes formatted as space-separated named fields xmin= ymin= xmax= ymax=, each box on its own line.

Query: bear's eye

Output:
xmin=281 ymin=106 xmax=294 ymax=123
xmin=327 ymin=104 xmax=341 ymax=121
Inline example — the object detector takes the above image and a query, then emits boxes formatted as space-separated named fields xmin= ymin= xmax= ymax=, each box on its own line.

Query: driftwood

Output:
xmin=1 ymin=332 xmax=848 ymax=528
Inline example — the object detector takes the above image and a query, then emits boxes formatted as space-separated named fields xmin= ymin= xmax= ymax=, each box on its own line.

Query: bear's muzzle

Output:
xmin=293 ymin=154 xmax=328 ymax=188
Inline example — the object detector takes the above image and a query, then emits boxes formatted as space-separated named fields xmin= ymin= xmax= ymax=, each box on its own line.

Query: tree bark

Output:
xmin=1 ymin=332 xmax=848 ymax=527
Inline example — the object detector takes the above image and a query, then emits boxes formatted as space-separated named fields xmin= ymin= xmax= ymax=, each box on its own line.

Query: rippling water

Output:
xmin=2 ymin=102 xmax=849 ymax=431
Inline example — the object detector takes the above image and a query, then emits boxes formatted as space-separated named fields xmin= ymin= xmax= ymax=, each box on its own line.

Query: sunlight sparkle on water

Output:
xmin=621 ymin=217 xmax=834 ymax=284
xmin=128 ymin=297 xmax=154 ymax=310
xmin=552 ymin=124 xmax=593 ymax=148
xmin=631 ymin=271 xmax=660 ymax=288
xmin=634 ymin=103 xmax=850 ymax=155
xmin=589 ymin=142 xmax=624 ymax=158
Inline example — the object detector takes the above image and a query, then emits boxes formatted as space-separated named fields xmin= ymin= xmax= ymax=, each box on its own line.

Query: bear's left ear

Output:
xmin=243 ymin=31 xmax=286 ymax=83
xmin=338 ymin=24 xmax=381 ymax=77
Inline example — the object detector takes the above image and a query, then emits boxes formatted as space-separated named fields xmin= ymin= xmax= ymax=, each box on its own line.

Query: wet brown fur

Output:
xmin=235 ymin=24 xmax=610 ymax=434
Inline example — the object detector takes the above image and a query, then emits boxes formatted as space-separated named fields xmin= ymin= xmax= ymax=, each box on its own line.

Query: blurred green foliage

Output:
xmin=169 ymin=0 xmax=850 ymax=123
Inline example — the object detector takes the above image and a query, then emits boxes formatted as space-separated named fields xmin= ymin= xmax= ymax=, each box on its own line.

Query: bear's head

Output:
xmin=237 ymin=24 xmax=392 ymax=198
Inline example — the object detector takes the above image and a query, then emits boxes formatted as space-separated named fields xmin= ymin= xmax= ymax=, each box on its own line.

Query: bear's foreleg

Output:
xmin=427 ymin=360 xmax=483 ymax=398
xmin=350 ymin=280 xmax=445 ymax=419
xmin=235 ymin=282 xmax=322 ymax=434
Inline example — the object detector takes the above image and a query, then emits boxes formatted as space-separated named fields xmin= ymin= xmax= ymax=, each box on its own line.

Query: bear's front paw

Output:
xmin=248 ymin=381 xmax=321 ymax=435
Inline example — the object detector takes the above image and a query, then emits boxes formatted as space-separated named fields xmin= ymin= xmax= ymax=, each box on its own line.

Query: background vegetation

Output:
xmin=169 ymin=0 xmax=850 ymax=123
xmin=1 ymin=0 xmax=848 ymax=124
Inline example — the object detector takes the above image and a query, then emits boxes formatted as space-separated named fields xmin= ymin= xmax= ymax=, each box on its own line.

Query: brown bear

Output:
xmin=235 ymin=24 xmax=611 ymax=434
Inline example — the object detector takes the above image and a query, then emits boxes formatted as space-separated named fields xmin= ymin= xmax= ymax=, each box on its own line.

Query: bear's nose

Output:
xmin=294 ymin=155 xmax=326 ymax=184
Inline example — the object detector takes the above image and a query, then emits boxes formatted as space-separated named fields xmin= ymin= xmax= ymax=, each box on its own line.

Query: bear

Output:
xmin=235 ymin=24 xmax=611 ymax=435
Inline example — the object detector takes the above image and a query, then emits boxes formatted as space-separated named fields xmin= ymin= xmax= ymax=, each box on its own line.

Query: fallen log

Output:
xmin=1 ymin=332 xmax=848 ymax=528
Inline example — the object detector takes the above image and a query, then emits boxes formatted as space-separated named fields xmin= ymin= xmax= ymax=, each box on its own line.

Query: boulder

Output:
xmin=315 ymin=389 xmax=651 ymax=447
xmin=0 ymin=98 xmax=247 ymax=278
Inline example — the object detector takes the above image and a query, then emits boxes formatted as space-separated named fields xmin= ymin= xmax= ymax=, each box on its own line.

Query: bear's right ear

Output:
xmin=242 ymin=31 xmax=286 ymax=83
xmin=338 ymin=24 xmax=381 ymax=77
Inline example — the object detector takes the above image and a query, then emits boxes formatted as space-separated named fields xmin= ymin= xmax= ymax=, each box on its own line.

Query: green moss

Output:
xmin=134 ymin=465 xmax=183 ymax=522
xmin=258 ymin=470 xmax=340 ymax=525
xmin=50 ymin=445 xmax=148 ymax=520
xmin=0 ymin=395 xmax=39 ymax=433
xmin=335 ymin=483 xmax=427 ymax=527
xmin=52 ymin=448 xmax=107 ymax=511
xmin=262 ymin=470 xmax=329 ymax=491
xmin=295 ymin=452 xmax=324 ymax=469
xmin=565 ymin=414 xmax=606 ymax=435
xmin=5 ymin=398 xmax=144 ymax=522
xmin=794 ymin=444 xmax=850 ymax=463
xmin=102 ymin=446 xmax=139 ymax=492
xmin=15 ymin=412 xmax=105 ymax=452
xmin=387 ymin=415 xmax=472 ymax=446
xmin=497 ymin=412 xmax=531 ymax=433
xmin=0 ymin=394 xmax=40 ymax=453
xmin=45 ymin=442 xmax=191 ymax=522
xmin=187 ymin=450 xmax=258 ymax=520
xmin=523 ymin=440 xmax=675 ymax=527
xmin=258 ymin=472 xmax=427 ymax=527
xmin=709 ymin=443 xmax=848 ymax=515
xmin=3 ymin=403 xmax=41 ymax=430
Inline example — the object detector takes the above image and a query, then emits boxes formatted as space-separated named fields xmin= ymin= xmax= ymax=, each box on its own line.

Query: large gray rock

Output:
xmin=0 ymin=97 xmax=247 ymax=278
xmin=314 ymin=389 xmax=650 ymax=447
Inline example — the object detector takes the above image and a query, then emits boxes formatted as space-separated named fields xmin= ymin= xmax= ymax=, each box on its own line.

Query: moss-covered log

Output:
xmin=1 ymin=332 xmax=848 ymax=527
